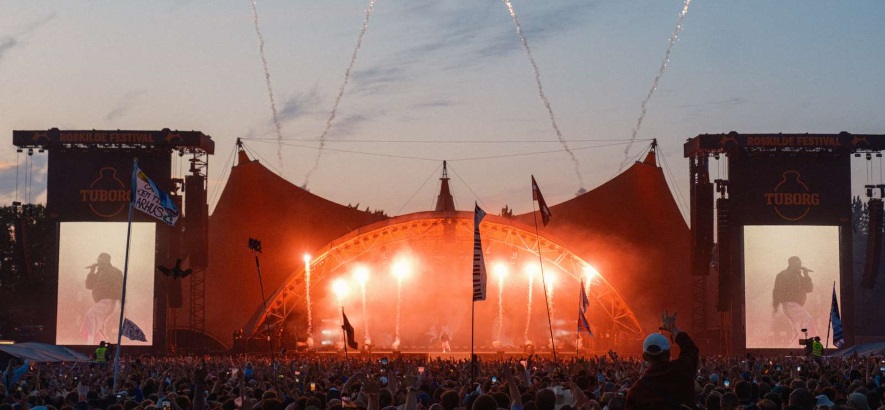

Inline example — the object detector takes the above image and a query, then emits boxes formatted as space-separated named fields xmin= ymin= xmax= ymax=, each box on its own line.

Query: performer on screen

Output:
xmin=80 ymin=253 xmax=123 ymax=345
xmin=772 ymin=256 xmax=817 ymax=343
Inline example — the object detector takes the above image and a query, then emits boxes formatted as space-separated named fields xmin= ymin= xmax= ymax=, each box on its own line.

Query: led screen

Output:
xmin=744 ymin=225 xmax=840 ymax=349
xmin=56 ymin=222 xmax=155 ymax=346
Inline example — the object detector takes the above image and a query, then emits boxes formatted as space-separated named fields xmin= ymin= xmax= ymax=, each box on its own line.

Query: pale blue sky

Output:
xmin=1 ymin=1 xmax=883 ymax=217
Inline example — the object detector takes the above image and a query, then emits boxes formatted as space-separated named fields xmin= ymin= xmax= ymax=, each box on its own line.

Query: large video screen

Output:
xmin=57 ymin=222 xmax=156 ymax=346
xmin=744 ymin=225 xmax=840 ymax=349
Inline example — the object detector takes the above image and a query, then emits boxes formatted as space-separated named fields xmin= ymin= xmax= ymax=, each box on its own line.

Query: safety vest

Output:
xmin=812 ymin=340 xmax=823 ymax=357
xmin=96 ymin=347 xmax=108 ymax=362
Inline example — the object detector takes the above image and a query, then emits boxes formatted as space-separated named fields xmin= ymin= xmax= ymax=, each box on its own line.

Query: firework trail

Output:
xmin=305 ymin=262 xmax=313 ymax=347
xmin=524 ymin=274 xmax=534 ymax=343
xmin=303 ymin=0 xmax=376 ymax=188
xmin=250 ymin=0 xmax=285 ymax=171
xmin=394 ymin=276 xmax=402 ymax=349
xmin=620 ymin=0 xmax=692 ymax=170
xmin=496 ymin=275 xmax=505 ymax=341
xmin=361 ymin=281 xmax=371 ymax=344
xmin=501 ymin=0 xmax=584 ymax=189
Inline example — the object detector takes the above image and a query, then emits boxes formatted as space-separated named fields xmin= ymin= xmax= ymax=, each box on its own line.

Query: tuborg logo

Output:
xmin=764 ymin=170 xmax=819 ymax=221
xmin=80 ymin=167 xmax=130 ymax=218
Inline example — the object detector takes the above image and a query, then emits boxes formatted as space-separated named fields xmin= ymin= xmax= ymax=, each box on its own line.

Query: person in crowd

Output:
xmin=624 ymin=310 xmax=699 ymax=409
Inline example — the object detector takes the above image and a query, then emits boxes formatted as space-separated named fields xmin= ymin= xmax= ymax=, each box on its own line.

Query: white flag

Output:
xmin=132 ymin=162 xmax=180 ymax=226
xmin=121 ymin=318 xmax=147 ymax=342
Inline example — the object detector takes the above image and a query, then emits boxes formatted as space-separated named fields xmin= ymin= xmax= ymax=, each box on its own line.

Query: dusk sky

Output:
xmin=2 ymin=1 xmax=883 ymax=218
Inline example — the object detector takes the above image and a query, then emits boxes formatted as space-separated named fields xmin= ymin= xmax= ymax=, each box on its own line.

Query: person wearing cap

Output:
xmin=624 ymin=310 xmax=698 ymax=409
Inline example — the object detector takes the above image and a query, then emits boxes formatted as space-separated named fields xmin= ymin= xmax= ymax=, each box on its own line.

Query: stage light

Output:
xmin=392 ymin=259 xmax=411 ymax=280
xmin=583 ymin=265 xmax=599 ymax=281
xmin=303 ymin=254 xmax=311 ymax=264
xmin=331 ymin=278 xmax=349 ymax=301
xmin=544 ymin=272 xmax=557 ymax=287
xmin=493 ymin=262 xmax=509 ymax=279
xmin=524 ymin=262 xmax=540 ymax=277
xmin=353 ymin=265 xmax=370 ymax=284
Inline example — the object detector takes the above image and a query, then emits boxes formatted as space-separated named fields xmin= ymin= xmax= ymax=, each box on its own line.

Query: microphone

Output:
xmin=801 ymin=267 xmax=814 ymax=273
xmin=85 ymin=263 xmax=99 ymax=269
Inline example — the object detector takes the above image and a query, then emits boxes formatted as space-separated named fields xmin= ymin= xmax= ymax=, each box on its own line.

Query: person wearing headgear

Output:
xmin=625 ymin=310 xmax=698 ymax=410
xmin=80 ymin=252 xmax=123 ymax=345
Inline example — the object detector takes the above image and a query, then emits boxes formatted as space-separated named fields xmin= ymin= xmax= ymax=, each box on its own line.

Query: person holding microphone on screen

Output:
xmin=772 ymin=256 xmax=817 ymax=343
xmin=80 ymin=252 xmax=123 ymax=345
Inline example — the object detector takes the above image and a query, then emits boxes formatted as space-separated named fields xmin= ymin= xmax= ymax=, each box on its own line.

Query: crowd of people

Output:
xmin=2 ymin=312 xmax=884 ymax=410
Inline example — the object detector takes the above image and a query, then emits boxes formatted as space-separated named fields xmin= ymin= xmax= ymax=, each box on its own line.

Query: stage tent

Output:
xmin=192 ymin=148 xmax=692 ymax=347
xmin=514 ymin=152 xmax=693 ymax=338
xmin=183 ymin=149 xmax=388 ymax=345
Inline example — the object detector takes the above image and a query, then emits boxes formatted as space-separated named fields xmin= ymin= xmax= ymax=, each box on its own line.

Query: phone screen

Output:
xmin=418 ymin=366 xmax=425 ymax=375
xmin=310 ymin=382 xmax=316 ymax=392
xmin=381 ymin=357 xmax=389 ymax=366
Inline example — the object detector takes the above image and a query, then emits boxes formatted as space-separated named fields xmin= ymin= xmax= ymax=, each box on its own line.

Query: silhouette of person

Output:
xmin=772 ymin=256 xmax=817 ymax=343
xmin=80 ymin=253 xmax=123 ymax=345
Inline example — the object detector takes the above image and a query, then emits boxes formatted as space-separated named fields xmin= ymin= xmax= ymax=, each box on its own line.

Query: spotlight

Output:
xmin=392 ymin=259 xmax=411 ymax=280
xmin=331 ymin=278 xmax=349 ymax=300
xmin=353 ymin=266 xmax=370 ymax=284
xmin=524 ymin=262 xmax=540 ymax=277
xmin=303 ymin=254 xmax=311 ymax=264
xmin=493 ymin=262 xmax=509 ymax=279
xmin=583 ymin=265 xmax=599 ymax=281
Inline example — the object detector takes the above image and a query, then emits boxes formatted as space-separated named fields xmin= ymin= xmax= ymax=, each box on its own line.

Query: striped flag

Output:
xmin=132 ymin=161 xmax=180 ymax=226
xmin=531 ymin=176 xmax=552 ymax=226
xmin=830 ymin=284 xmax=844 ymax=349
xmin=578 ymin=280 xmax=592 ymax=335
xmin=472 ymin=203 xmax=487 ymax=302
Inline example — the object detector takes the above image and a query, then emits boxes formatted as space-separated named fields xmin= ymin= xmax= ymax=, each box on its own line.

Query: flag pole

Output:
xmin=530 ymin=184 xmax=557 ymax=362
xmin=249 ymin=239 xmax=278 ymax=380
xmin=113 ymin=158 xmax=138 ymax=393
xmin=825 ymin=281 xmax=834 ymax=354
xmin=577 ymin=280 xmax=582 ymax=357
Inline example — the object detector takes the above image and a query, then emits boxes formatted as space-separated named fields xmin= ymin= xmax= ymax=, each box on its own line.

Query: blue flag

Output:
xmin=578 ymin=280 xmax=592 ymax=335
xmin=132 ymin=161 xmax=180 ymax=226
xmin=830 ymin=284 xmax=844 ymax=349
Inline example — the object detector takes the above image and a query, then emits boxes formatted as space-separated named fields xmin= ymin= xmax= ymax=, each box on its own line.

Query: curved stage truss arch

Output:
xmin=247 ymin=211 xmax=643 ymax=344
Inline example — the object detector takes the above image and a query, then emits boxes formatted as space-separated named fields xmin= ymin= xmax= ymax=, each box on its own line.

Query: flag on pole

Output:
xmin=132 ymin=161 xmax=180 ymax=226
xmin=341 ymin=311 xmax=358 ymax=350
xmin=121 ymin=318 xmax=147 ymax=342
xmin=830 ymin=284 xmax=844 ymax=349
xmin=531 ymin=175 xmax=552 ymax=226
xmin=472 ymin=203 xmax=488 ymax=302
xmin=578 ymin=281 xmax=592 ymax=335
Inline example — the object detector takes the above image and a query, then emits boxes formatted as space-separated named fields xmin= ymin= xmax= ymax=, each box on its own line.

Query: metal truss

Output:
xmin=248 ymin=211 xmax=643 ymax=340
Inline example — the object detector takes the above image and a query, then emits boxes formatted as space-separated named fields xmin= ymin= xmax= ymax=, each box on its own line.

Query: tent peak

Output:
xmin=434 ymin=161 xmax=456 ymax=213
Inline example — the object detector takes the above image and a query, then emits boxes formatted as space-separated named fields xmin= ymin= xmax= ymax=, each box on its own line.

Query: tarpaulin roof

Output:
xmin=193 ymin=150 xmax=388 ymax=344
xmin=830 ymin=342 xmax=885 ymax=357
xmin=515 ymin=152 xmax=692 ymax=334
xmin=0 ymin=343 xmax=90 ymax=362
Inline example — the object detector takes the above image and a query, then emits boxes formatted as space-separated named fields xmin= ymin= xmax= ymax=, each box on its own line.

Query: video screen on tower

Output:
xmin=743 ymin=225 xmax=840 ymax=349
xmin=56 ymin=222 xmax=155 ymax=346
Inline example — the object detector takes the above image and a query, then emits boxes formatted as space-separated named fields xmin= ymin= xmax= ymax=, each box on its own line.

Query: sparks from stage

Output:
xmin=304 ymin=254 xmax=314 ymax=347
xmin=524 ymin=262 xmax=539 ymax=345
xmin=353 ymin=265 xmax=371 ymax=345
xmin=391 ymin=257 xmax=411 ymax=351
xmin=493 ymin=262 xmax=508 ymax=345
